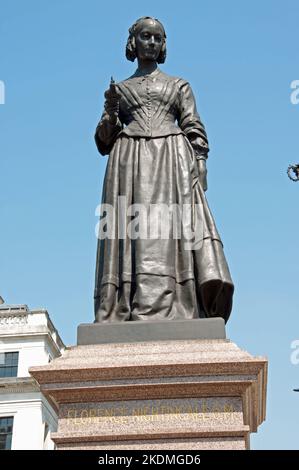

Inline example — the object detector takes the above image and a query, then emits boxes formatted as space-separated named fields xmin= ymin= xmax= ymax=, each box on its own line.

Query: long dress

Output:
xmin=94 ymin=67 xmax=234 ymax=322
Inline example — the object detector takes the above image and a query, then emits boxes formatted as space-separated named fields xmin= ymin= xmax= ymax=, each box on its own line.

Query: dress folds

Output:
xmin=94 ymin=68 xmax=234 ymax=322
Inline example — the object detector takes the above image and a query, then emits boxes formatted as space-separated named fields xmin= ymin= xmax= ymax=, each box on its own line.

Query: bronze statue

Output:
xmin=94 ymin=17 xmax=234 ymax=322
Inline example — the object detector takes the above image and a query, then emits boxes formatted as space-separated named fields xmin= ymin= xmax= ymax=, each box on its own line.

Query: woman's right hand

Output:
xmin=104 ymin=79 xmax=121 ymax=124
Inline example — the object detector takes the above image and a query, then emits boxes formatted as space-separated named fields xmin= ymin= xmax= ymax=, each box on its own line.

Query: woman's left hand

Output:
xmin=197 ymin=158 xmax=208 ymax=191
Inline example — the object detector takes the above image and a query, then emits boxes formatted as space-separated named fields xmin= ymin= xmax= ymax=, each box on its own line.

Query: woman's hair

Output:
xmin=126 ymin=16 xmax=167 ymax=63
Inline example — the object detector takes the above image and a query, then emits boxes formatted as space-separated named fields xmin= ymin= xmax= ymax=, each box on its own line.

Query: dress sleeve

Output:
xmin=177 ymin=81 xmax=209 ymax=158
xmin=94 ymin=111 xmax=123 ymax=156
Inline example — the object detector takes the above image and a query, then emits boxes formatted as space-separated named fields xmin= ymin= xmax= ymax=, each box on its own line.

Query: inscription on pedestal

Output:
xmin=59 ymin=397 xmax=243 ymax=438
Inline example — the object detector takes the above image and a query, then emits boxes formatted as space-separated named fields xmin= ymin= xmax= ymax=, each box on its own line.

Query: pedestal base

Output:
xmin=30 ymin=326 xmax=267 ymax=450
xmin=78 ymin=318 xmax=226 ymax=344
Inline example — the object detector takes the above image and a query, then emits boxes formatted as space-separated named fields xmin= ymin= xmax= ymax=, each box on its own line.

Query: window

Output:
xmin=0 ymin=417 xmax=14 ymax=450
xmin=0 ymin=352 xmax=19 ymax=378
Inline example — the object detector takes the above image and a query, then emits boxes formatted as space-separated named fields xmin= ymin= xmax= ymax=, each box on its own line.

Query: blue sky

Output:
xmin=1 ymin=0 xmax=299 ymax=450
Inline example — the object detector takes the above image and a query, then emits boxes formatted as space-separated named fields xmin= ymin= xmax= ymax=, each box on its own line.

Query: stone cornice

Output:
xmin=0 ymin=376 xmax=39 ymax=394
xmin=0 ymin=306 xmax=65 ymax=355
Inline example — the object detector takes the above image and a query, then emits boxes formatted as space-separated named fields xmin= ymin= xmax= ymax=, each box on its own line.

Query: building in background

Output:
xmin=0 ymin=302 xmax=65 ymax=449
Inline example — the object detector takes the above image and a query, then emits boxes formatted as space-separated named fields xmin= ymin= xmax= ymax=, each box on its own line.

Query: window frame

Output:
xmin=0 ymin=351 xmax=19 ymax=378
xmin=0 ymin=416 xmax=14 ymax=450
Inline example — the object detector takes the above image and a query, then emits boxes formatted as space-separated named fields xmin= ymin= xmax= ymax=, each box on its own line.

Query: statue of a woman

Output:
xmin=94 ymin=17 xmax=234 ymax=322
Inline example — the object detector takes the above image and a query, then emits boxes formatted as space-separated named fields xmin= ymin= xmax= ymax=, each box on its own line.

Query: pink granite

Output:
xmin=30 ymin=339 xmax=267 ymax=450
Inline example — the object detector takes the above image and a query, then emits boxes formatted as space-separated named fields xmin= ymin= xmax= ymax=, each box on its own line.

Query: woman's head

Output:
xmin=126 ymin=17 xmax=167 ymax=63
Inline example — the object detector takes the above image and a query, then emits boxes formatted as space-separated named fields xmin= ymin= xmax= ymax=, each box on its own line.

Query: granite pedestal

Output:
xmin=30 ymin=319 xmax=267 ymax=450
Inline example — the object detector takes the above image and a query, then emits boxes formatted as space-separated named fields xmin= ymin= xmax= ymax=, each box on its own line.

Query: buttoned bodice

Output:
xmin=95 ymin=68 xmax=209 ymax=156
xmin=118 ymin=69 xmax=182 ymax=137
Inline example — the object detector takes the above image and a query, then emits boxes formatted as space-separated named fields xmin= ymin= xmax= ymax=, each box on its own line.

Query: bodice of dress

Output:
xmin=95 ymin=68 xmax=209 ymax=157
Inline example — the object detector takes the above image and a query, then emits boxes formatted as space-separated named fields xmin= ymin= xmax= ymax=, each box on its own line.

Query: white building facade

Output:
xmin=0 ymin=304 xmax=65 ymax=450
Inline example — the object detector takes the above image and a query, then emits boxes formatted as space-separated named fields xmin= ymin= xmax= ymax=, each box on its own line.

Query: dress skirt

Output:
xmin=94 ymin=133 xmax=234 ymax=322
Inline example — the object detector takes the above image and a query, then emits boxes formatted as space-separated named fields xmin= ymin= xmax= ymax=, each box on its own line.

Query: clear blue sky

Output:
xmin=1 ymin=0 xmax=299 ymax=450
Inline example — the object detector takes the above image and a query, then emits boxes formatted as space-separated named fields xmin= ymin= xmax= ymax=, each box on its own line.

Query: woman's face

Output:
xmin=135 ymin=19 xmax=164 ymax=62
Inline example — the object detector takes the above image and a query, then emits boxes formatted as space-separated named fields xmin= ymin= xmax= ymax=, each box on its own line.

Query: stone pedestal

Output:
xmin=30 ymin=320 xmax=267 ymax=450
